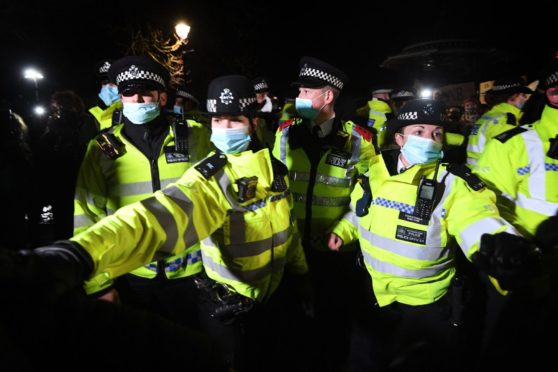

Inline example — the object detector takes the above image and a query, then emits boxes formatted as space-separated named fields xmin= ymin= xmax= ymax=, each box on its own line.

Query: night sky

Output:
xmin=1 ymin=1 xmax=556 ymax=117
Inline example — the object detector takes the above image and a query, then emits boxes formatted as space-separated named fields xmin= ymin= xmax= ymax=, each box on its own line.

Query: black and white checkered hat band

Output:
xmin=177 ymin=89 xmax=199 ymax=104
xmin=299 ymin=67 xmax=344 ymax=90
xmin=206 ymin=97 xmax=256 ymax=113
xmin=254 ymin=82 xmax=268 ymax=91
xmin=207 ymin=99 xmax=217 ymax=112
xmin=398 ymin=112 xmax=418 ymax=120
xmin=99 ymin=61 xmax=111 ymax=74
xmin=491 ymin=83 xmax=521 ymax=91
xmin=239 ymin=97 xmax=256 ymax=110
xmin=116 ymin=65 xmax=166 ymax=88
xmin=546 ymin=71 xmax=558 ymax=87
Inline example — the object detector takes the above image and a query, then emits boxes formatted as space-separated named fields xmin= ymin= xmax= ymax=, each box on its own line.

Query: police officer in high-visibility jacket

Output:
xmin=328 ymin=99 xmax=534 ymax=371
xmin=366 ymin=85 xmax=394 ymax=150
xmin=472 ymin=59 xmax=558 ymax=368
xmin=273 ymin=56 xmax=375 ymax=370
xmin=466 ymin=77 xmax=533 ymax=164
xmin=74 ymin=56 xmax=212 ymax=327
xmin=88 ymin=59 xmax=123 ymax=131
xmin=37 ymin=74 xmax=308 ymax=371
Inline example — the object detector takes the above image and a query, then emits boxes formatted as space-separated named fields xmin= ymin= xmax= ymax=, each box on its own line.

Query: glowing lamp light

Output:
xmin=175 ymin=22 xmax=191 ymax=40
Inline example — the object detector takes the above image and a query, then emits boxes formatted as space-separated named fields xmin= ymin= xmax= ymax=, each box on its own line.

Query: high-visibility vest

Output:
xmin=72 ymin=149 xmax=308 ymax=302
xmin=273 ymin=118 xmax=375 ymax=251
xmin=332 ymin=155 xmax=518 ymax=306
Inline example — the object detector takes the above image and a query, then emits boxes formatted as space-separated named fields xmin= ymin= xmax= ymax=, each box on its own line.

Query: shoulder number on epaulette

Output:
xmin=494 ymin=126 xmax=527 ymax=143
xmin=194 ymin=153 xmax=227 ymax=179
xmin=446 ymin=163 xmax=485 ymax=191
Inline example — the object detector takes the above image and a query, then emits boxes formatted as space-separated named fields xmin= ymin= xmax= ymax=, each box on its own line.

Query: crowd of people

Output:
xmin=2 ymin=51 xmax=558 ymax=371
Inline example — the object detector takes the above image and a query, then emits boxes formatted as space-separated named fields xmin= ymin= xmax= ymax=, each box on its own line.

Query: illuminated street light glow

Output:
xmin=175 ymin=22 xmax=191 ymax=40
xmin=420 ymin=88 xmax=432 ymax=99
xmin=33 ymin=105 xmax=46 ymax=116
xmin=24 ymin=68 xmax=44 ymax=81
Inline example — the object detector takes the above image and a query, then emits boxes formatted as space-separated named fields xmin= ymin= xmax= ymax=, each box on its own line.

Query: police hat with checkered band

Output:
xmin=204 ymin=75 xmax=258 ymax=116
xmin=108 ymin=56 xmax=170 ymax=93
xmin=253 ymin=77 xmax=270 ymax=93
xmin=95 ymin=59 xmax=112 ymax=82
xmin=486 ymin=77 xmax=533 ymax=95
xmin=542 ymin=53 xmax=558 ymax=90
xmin=175 ymin=85 xmax=200 ymax=105
xmin=387 ymin=99 xmax=451 ymax=132
xmin=292 ymin=56 xmax=348 ymax=91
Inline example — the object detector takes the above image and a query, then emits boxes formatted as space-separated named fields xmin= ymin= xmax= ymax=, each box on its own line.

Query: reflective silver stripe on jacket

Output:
xmin=289 ymin=171 xmax=352 ymax=187
xmin=162 ymin=186 xmax=200 ymax=248
xmin=292 ymin=192 xmax=350 ymax=207
xmin=141 ymin=196 xmax=179 ymax=255
xmin=279 ymin=125 xmax=291 ymax=164
xmin=201 ymin=246 xmax=286 ymax=282
xmin=361 ymin=248 xmax=453 ymax=278
xmin=359 ymin=227 xmax=449 ymax=261
xmin=108 ymin=177 xmax=180 ymax=197
xmin=459 ymin=216 xmax=517 ymax=256
xmin=202 ymin=226 xmax=292 ymax=258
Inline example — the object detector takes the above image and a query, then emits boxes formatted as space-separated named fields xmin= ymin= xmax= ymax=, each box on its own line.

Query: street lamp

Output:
xmin=23 ymin=67 xmax=44 ymax=102
xmin=175 ymin=22 xmax=191 ymax=41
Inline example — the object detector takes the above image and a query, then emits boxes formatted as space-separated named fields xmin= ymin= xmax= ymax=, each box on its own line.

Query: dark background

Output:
xmin=0 ymin=0 xmax=555 ymax=117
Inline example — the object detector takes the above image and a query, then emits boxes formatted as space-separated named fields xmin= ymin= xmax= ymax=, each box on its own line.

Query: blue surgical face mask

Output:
xmin=400 ymin=134 xmax=443 ymax=166
xmin=295 ymin=92 xmax=326 ymax=120
xmin=98 ymin=85 xmax=120 ymax=106
xmin=122 ymin=102 xmax=160 ymax=125
xmin=210 ymin=126 xmax=251 ymax=154
xmin=173 ymin=105 xmax=184 ymax=115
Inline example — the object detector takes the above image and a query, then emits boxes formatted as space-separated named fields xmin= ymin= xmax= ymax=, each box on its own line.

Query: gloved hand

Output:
xmin=535 ymin=215 xmax=558 ymax=254
xmin=16 ymin=241 xmax=94 ymax=302
xmin=472 ymin=232 xmax=541 ymax=291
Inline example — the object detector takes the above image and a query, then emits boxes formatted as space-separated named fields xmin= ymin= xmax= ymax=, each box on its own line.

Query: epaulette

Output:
xmin=446 ymin=163 xmax=485 ymax=191
xmin=194 ymin=152 xmax=227 ymax=179
xmin=112 ymin=109 xmax=123 ymax=126
xmin=278 ymin=119 xmax=295 ymax=131
xmin=494 ymin=126 xmax=527 ymax=143
xmin=354 ymin=125 xmax=373 ymax=142
xmin=506 ymin=112 xmax=517 ymax=125
xmin=96 ymin=131 xmax=125 ymax=159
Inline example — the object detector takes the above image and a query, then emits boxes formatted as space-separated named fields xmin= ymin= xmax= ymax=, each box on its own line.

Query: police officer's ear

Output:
xmin=394 ymin=129 xmax=405 ymax=147
xmin=159 ymin=91 xmax=168 ymax=107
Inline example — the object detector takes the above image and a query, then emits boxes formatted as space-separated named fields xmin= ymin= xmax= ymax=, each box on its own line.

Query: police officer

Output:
xmin=473 ymin=59 xmax=558 ymax=368
xmin=74 ymin=56 xmax=212 ymax=325
xmin=366 ymin=84 xmax=394 ymax=151
xmin=466 ymin=77 xmax=533 ymax=164
xmin=88 ymin=59 xmax=123 ymax=131
xmin=328 ymin=99 xmax=533 ymax=371
xmin=273 ymin=56 xmax=375 ymax=370
xmin=33 ymin=74 xmax=308 ymax=372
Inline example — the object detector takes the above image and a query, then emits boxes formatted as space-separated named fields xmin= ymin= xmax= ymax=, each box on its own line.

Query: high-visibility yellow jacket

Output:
xmin=88 ymin=101 xmax=123 ymax=131
xmin=273 ymin=117 xmax=376 ymax=251
xmin=71 ymin=148 xmax=308 ymax=302
xmin=467 ymin=102 xmax=522 ymax=164
xmin=474 ymin=104 xmax=558 ymax=238
xmin=332 ymin=153 xmax=518 ymax=306
xmin=75 ymin=119 xmax=212 ymax=294
xmin=367 ymin=99 xmax=392 ymax=149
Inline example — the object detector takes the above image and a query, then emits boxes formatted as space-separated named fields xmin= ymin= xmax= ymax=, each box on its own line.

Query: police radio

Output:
xmin=413 ymin=161 xmax=440 ymax=220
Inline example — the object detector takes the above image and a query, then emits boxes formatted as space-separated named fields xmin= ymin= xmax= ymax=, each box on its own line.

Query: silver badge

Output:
xmin=128 ymin=65 xmax=140 ymax=78
xmin=219 ymin=88 xmax=234 ymax=105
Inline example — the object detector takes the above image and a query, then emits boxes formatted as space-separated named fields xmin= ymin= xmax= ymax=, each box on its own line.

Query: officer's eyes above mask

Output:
xmin=121 ymin=89 xmax=153 ymax=97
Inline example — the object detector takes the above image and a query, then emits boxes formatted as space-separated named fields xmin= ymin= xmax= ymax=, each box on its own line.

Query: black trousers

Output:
xmin=348 ymin=293 xmax=466 ymax=372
